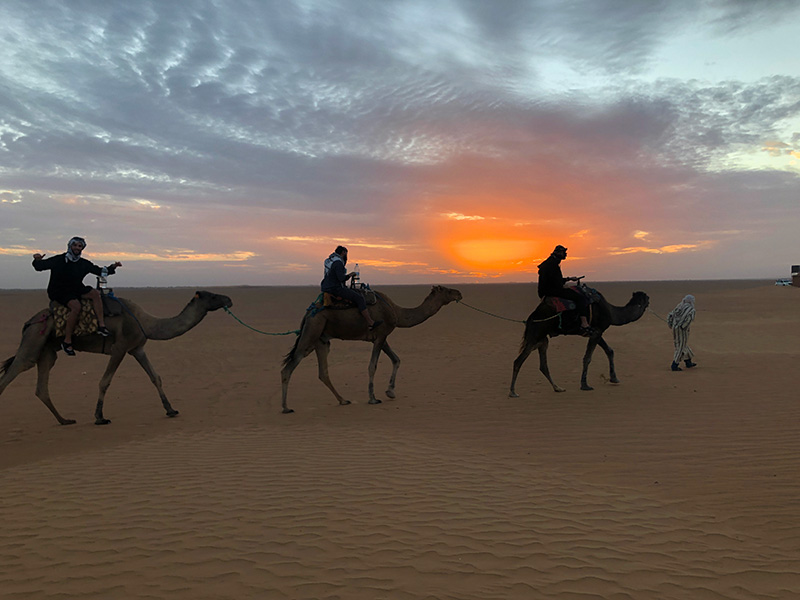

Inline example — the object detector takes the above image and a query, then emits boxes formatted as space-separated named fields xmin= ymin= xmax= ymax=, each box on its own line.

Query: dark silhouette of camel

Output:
xmin=509 ymin=289 xmax=649 ymax=397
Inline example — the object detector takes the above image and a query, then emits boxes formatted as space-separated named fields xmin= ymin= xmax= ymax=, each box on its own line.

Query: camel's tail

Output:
xmin=1 ymin=355 xmax=14 ymax=375
xmin=282 ymin=313 xmax=309 ymax=368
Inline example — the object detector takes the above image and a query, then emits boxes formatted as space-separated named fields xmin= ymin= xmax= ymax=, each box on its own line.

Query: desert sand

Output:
xmin=1 ymin=280 xmax=798 ymax=599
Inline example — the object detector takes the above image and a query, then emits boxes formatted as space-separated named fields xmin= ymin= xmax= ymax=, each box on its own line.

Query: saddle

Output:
xmin=50 ymin=299 xmax=98 ymax=338
xmin=322 ymin=287 xmax=378 ymax=308
xmin=542 ymin=284 xmax=600 ymax=313
xmin=543 ymin=297 xmax=575 ymax=313
xmin=48 ymin=294 xmax=124 ymax=338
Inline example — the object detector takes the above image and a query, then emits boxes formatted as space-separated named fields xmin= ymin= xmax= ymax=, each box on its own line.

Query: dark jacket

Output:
xmin=33 ymin=254 xmax=117 ymax=303
xmin=321 ymin=256 xmax=348 ymax=292
xmin=537 ymin=254 xmax=566 ymax=298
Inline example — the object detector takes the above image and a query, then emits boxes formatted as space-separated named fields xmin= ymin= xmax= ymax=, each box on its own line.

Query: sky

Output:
xmin=1 ymin=0 xmax=799 ymax=289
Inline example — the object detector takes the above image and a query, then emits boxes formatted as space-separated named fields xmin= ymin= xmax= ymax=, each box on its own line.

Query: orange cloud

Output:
xmin=607 ymin=242 xmax=713 ymax=256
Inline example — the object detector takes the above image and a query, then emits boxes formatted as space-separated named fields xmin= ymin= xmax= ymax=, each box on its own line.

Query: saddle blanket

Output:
xmin=50 ymin=299 xmax=98 ymax=338
xmin=543 ymin=285 xmax=600 ymax=313
xmin=544 ymin=297 xmax=576 ymax=313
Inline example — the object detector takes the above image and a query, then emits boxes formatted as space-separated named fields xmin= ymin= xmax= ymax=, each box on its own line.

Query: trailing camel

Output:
xmin=0 ymin=291 xmax=232 ymax=425
xmin=281 ymin=285 xmax=462 ymax=413
xmin=509 ymin=288 xmax=649 ymax=397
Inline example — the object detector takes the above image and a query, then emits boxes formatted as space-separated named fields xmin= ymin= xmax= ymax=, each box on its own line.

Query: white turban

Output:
xmin=667 ymin=295 xmax=695 ymax=329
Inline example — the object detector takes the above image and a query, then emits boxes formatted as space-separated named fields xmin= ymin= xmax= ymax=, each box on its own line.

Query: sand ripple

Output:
xmin=2 ymin=424 xmax=799 ymax=599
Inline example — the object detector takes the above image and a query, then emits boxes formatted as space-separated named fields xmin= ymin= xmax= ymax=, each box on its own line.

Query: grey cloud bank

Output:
xmin=1 ymin=0 xmax=799 ymax=288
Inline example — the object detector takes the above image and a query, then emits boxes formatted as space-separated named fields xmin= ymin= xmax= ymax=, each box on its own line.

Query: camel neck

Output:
xmin=607 ymin=299 xmax=646 ymax=326
xmin=137 ymin=300 xmax=206 ymax=341
xmin=395 ymin=293 xmax=444 ymax=328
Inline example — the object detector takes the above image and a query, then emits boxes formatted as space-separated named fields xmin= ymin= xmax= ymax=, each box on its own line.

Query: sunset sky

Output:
xmin=2 ymin=0 xmax=799 ymax=289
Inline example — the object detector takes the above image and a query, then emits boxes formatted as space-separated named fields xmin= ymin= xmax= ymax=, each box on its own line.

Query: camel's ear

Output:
xmin=194 ymin=291 xmax=202 ymax=299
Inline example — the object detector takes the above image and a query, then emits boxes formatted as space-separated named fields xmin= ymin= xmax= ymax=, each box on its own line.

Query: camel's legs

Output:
xmin=509 ymin=339 xmax=535 ymax=398
xmin=93 ymin=351 xmax=127 ymax=425
xmin=2 ymin=346 xmax=75 ymax=425
xmin=34 ymin=346 xmax=76 ymax=425
xmin=314 ymin=340 xmax=350 ymax=406
xmin=0 ymin=355 xmax=36 ymax=397
xmin=538 ymin=338 xmax=565 ymax=393
xmin=580 ymin=336 xmax=601 ymax=391
xmin=130 ymin=347 xmax=179 ymax=418
xmin=0 ymin=321 xmax=51 ymax=397
xmin=596 ymin=337 xmax=619 ymax=383
xmin=280 ymin=361 xmax=298 ymax=414
xmin=367 ymin=340 xmax=383 ymax=405
xmin=381 ymin=342 xmax=400 ymax=399
xmin=280 ymin=341 xmax=316 ymax=414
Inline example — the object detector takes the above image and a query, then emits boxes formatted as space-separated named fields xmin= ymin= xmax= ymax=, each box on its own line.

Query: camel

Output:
xmin=281 ymin=285 xmax=463 ymax=413
xmin=0 ymin=290 xmax=232 ymax=425
xmin=509 ymin=288 xmax=649 ymax=397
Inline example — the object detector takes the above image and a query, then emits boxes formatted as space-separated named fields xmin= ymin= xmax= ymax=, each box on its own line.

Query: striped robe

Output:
xmin=667 ymin=295 xmax=695 ymax=363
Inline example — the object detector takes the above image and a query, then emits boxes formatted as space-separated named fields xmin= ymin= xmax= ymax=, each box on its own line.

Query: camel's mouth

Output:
xmin=215 ymin=297 xmax=233 ymax=310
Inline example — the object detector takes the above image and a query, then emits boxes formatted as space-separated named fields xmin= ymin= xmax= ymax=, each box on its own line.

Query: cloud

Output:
xmin=606 ymin=242 xmax=714 ymax=256
xmin=1 ymin=0 xmax=799 ymax=286
xmin=442 ymin=212 xmax=486 ymax=221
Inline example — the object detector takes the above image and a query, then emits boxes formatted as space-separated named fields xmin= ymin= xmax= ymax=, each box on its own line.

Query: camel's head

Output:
xmin=431 ymin=285 xmax=463 ymax=305
xmin=194 ymin=290 xmax=233 ymax=311
xmin=630 ymin=291 xmax=649 ymax=309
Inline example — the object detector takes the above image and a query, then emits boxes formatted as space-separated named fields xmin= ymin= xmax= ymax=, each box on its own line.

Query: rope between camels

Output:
xmin=457 ymin=300 xmax=564 ymax=324
xmin=456 ymin=301 xmax=526 ymax=324
xmin=223 ymin=307 xmax=301 ymax=336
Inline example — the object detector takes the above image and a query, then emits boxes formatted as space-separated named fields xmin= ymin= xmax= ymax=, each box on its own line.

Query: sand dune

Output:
xmin=1 ymin=281 xmax=798 ymax=599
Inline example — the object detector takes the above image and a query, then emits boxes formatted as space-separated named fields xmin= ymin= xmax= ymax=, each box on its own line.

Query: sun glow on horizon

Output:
xmin=447 ymin=238 xmax=542 ymax=270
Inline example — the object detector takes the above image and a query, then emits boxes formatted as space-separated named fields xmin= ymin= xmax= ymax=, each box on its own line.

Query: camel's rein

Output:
xmin=223 ymin=307 xmax=301 ymax=336
xmin=456 ymin=300 xmax=560 ymax=324
xmin=646 ymin=308 xmax=669 ymax=323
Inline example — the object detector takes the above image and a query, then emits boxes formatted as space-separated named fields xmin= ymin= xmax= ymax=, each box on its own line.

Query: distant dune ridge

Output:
xmin=1 ymin=281 xmax=799 ymax=599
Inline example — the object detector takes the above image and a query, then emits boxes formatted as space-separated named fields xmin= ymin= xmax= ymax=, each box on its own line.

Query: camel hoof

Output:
xmin=554 ymin=387 xmax=566 ymax=393
xmin=385 ymin=389 xmax=396 ymax=399
xmin=282 ymin=408 xmax=295 ymax=414
xmin=368 ymin=398 xmax=382 ymax=405
xmin=610 ymin=378 xmax=620 ymax=384
xmin=508 ymin=391 xmax=519 ymax=398
xmin=59 ymin=419 xmax=77 ymax=426
xmin=166 ymin=410 xmax=180 ymax=418
xmin=95 ymin=418 xmax=112 ymax=425
xmin=339 ymin=400 xmax=351 ymax=406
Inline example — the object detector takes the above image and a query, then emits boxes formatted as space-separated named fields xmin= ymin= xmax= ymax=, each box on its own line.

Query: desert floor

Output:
xmin=1 ymin=280 xmax=798 ymax=599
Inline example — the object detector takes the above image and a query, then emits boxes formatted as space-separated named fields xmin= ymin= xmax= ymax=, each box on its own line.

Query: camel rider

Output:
xmin=321 ymin=246 xmax=382 ymax=331
xmin=537 ymin=244 xmax=592 ymax=336
xmin=32 ymin=236 xmax=123 ymax=356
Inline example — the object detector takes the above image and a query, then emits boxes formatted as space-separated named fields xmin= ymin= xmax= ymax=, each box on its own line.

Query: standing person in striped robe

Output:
xmin=667 ymin=294 xmax=697 ymax=371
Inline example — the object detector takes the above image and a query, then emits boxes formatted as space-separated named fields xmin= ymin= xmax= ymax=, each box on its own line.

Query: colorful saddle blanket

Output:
xmin=50 ymin=299 xmax=98 ymax=337
xmin=543 ymin=285 xmax=600 ymax=314
xmin=544 ymin=297 xmax=576 ymax=313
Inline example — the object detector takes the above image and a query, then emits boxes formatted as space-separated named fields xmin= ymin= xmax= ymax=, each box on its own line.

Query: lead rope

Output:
xmin=456 ymin=300 xmax=526 ymax=323
xmin=647 ymin=308 xmax=669 ymax=323
xmin=223 ymin=307 xmax=301 ymax=336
